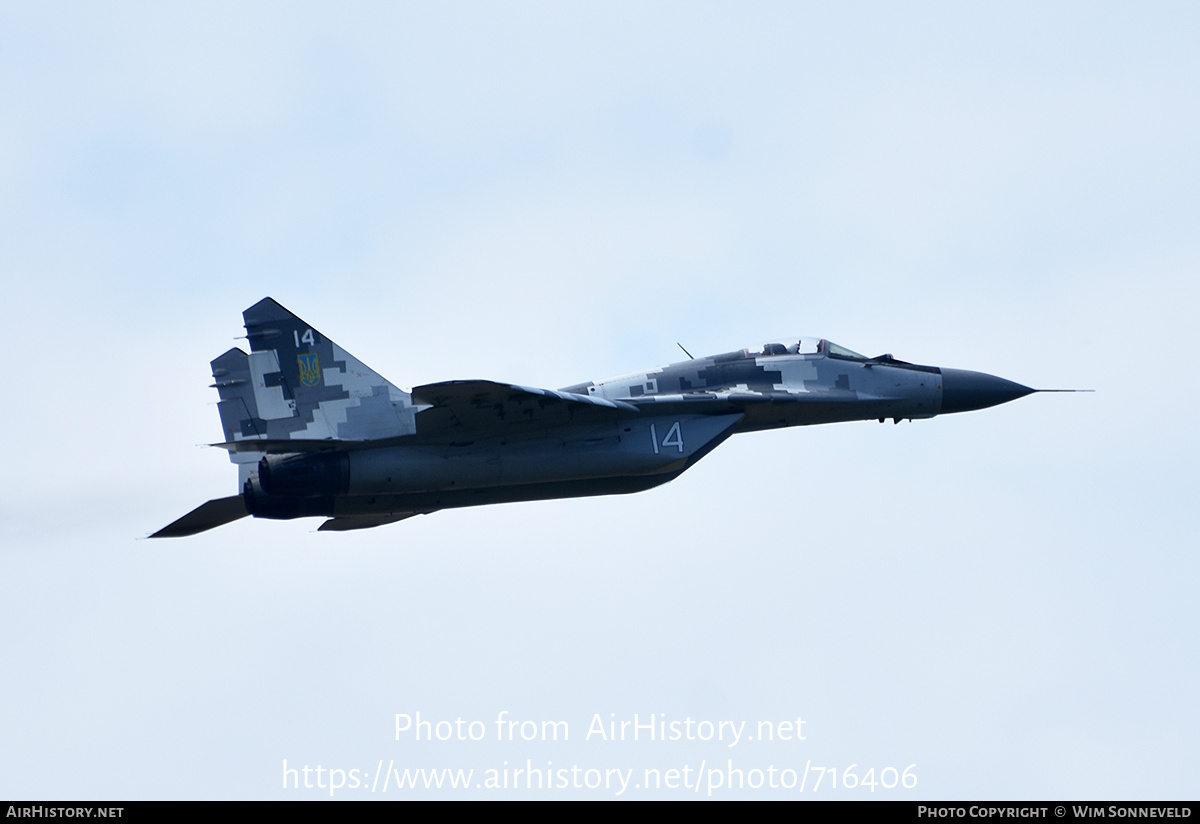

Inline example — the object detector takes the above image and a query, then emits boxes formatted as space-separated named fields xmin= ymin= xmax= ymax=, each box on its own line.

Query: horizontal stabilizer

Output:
xmin=317 ymin=513 xmax=424 ymax=531
xmin=149 ymin=495 xmax=248 ymax=538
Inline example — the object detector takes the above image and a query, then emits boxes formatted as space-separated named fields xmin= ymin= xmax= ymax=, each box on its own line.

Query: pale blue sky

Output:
xmin=2 ymin=1 xmax=1197 ymax=799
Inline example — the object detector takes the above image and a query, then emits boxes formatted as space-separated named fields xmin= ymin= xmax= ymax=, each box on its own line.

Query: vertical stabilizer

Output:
xmin=230 ymin=297 xmax=417 ymax=444
xmin=210 ymin=347 xmax=267 ymax=484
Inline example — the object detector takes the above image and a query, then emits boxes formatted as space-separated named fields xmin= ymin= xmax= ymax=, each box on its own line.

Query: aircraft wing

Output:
xmin=411 ymin=380 xmax=637 ymax=436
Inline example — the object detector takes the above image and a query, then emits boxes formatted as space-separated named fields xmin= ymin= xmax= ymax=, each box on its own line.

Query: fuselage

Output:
xmin=245 ymin=338 xmax=1029 ymax=523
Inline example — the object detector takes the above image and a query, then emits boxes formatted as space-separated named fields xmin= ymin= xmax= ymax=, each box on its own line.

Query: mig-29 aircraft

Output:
xmin=152 ymin=298 xmax=1046 ymax=537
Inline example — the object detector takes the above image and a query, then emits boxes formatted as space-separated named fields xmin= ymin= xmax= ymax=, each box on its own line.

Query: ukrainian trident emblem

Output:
xmin=297 ymin=353 xmax=322 ymax=387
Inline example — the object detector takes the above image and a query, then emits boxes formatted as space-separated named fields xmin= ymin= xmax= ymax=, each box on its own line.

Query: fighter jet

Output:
xmin=151 ymin=298 xmax=1045 ymax=537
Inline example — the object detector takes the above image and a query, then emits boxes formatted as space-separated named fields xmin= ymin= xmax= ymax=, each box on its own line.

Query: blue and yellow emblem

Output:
xmin=297 ymin=353 xmax=322 ymax=387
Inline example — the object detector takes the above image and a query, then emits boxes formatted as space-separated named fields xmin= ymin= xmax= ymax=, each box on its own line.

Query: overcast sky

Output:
xmin=2 ymin=1 xmax=1198 ymax=800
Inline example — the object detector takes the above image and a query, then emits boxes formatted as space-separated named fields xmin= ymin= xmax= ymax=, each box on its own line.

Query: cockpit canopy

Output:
xmin=747 ymin=338 xmax=867 ymax=360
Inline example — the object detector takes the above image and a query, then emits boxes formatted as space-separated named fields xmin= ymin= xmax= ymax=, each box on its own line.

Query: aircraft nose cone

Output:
xmin=940 ymin=368 xmax=1035 ymax=414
